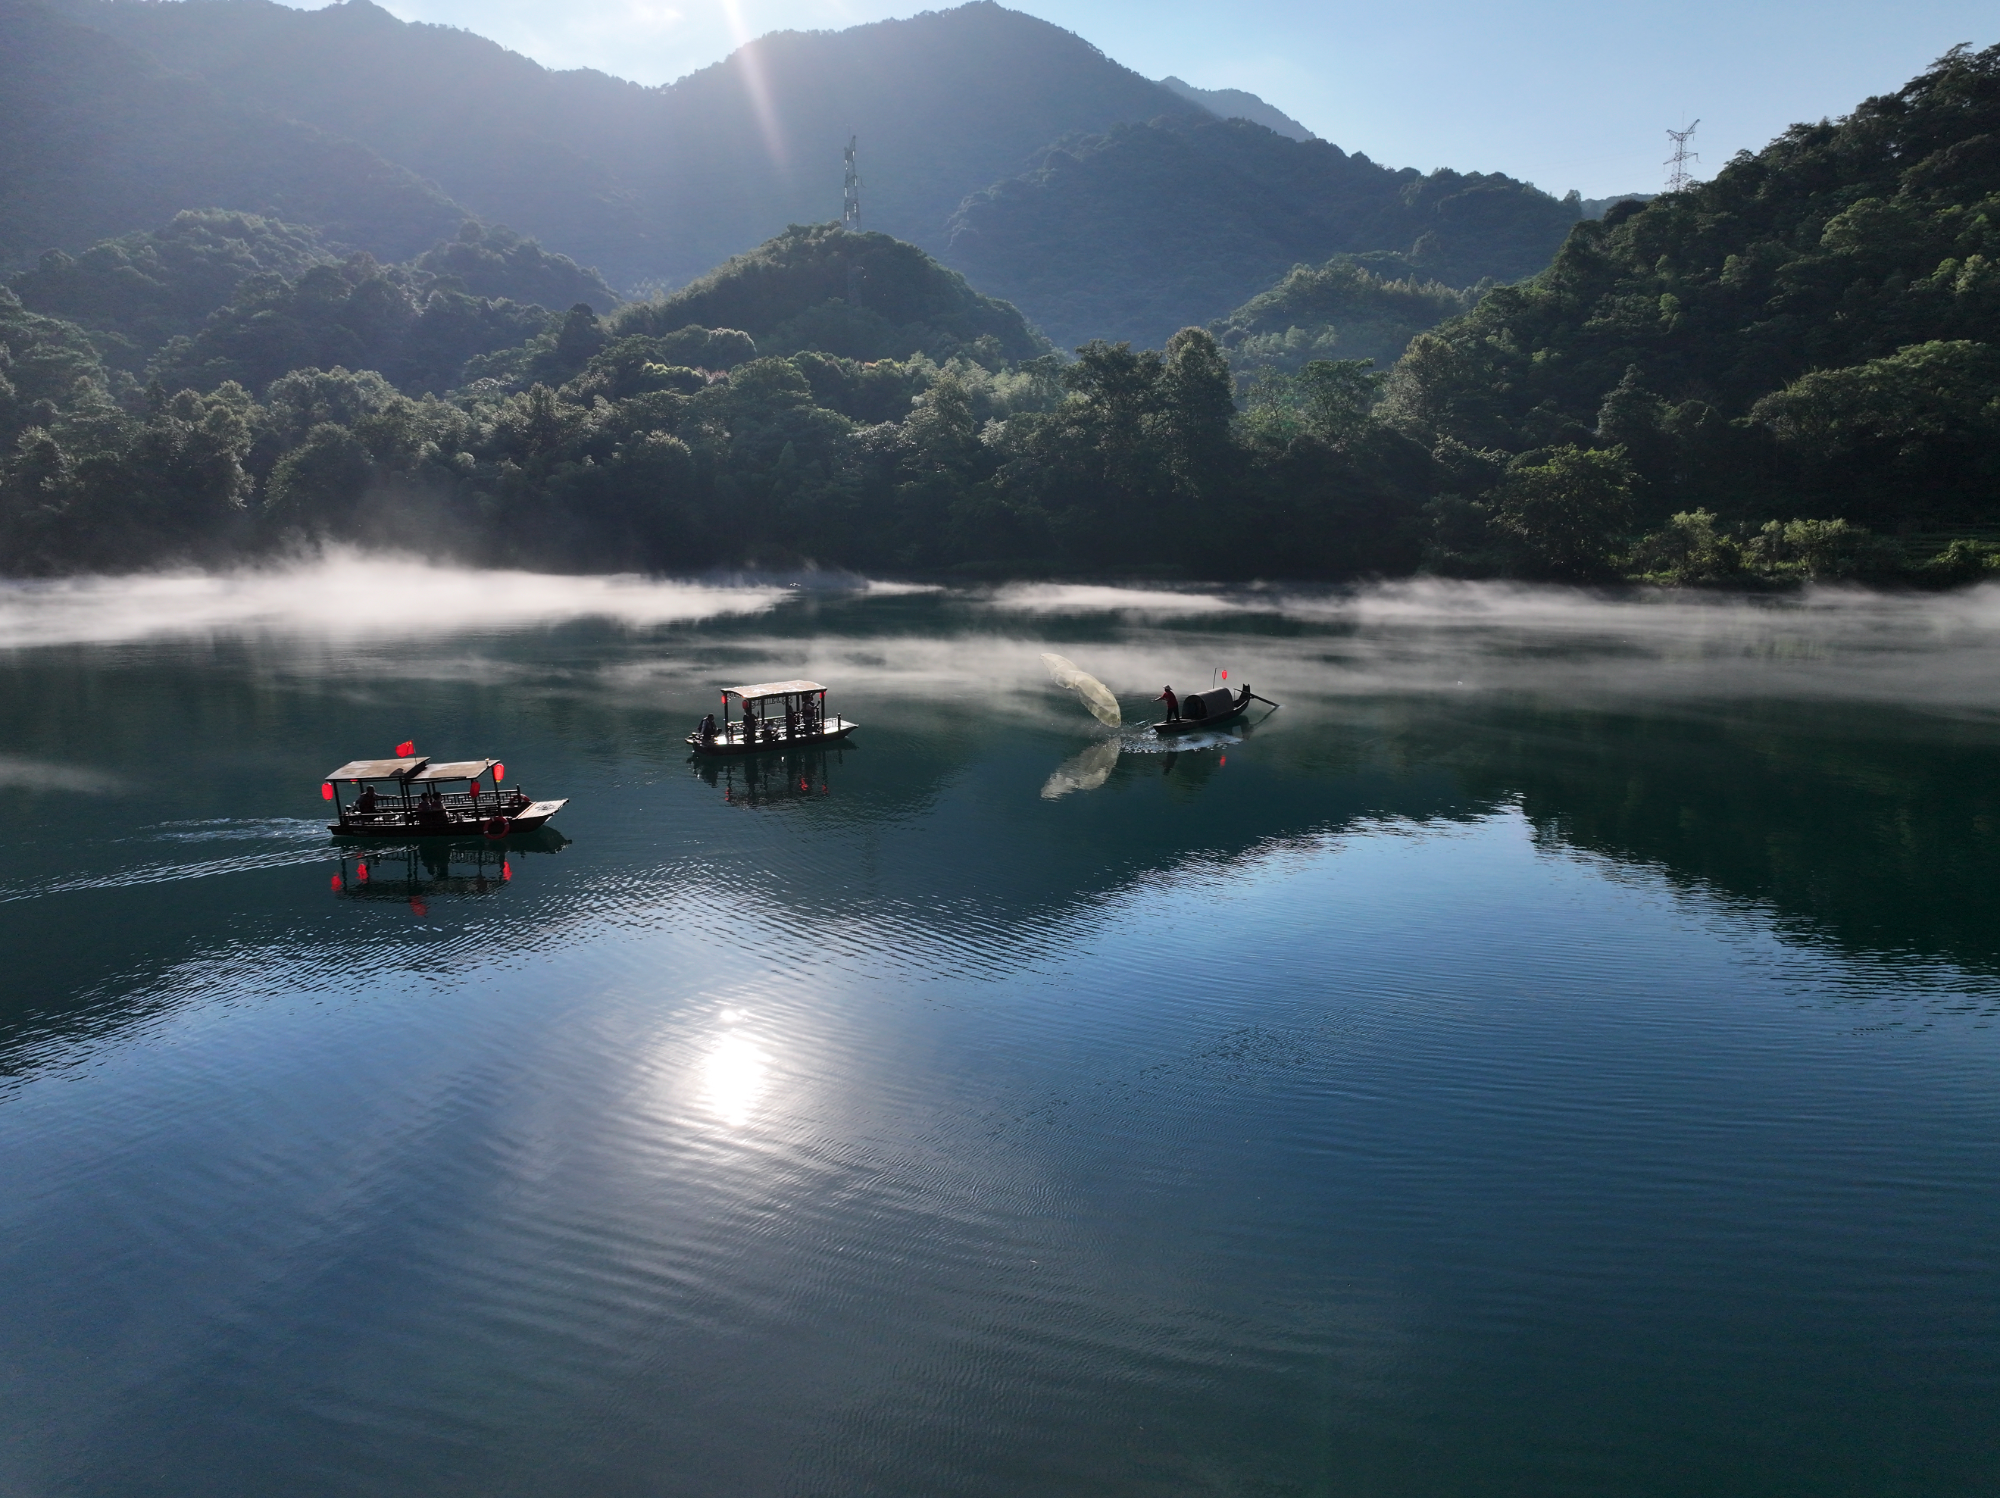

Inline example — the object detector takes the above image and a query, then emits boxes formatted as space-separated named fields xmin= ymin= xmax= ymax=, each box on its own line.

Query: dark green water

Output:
xmin=3 ymin=568 xmax=1999 ymax=1496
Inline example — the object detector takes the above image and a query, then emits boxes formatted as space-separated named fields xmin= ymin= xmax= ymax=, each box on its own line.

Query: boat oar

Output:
xmin=1249 ymin=693 xmax=1280 ymax=708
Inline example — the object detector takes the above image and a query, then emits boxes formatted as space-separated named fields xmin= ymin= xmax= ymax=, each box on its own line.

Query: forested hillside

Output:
xmin=945 ymin=116 xmax=1584 ymax=348
xmin=1383 ymin=41 xmax=2000 ymax=575
xmin=4 ymin=8 xmax=1994 ymax=589
xmin=0 ymin=0 xmax=464 ymax=268
xmin=1211 ymin=259 xmax=1475 ymax=380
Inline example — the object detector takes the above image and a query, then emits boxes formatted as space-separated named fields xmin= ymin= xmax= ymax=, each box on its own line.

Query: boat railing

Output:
xmin=336 ymin=787 xmax=527 ymax=828
xmin=706 ymin=716 xmax=841 ymax=748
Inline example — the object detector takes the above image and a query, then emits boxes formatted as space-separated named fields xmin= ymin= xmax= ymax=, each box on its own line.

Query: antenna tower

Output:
xmin=842 ymin=135 xmax=862 ymax=232
xmin=1664 ymin=120 xmax=1700 ymax=193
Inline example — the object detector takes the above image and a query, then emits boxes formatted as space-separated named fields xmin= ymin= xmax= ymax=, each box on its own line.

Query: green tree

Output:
xmin=1490 ymin=445 xmax=1635 ymax=579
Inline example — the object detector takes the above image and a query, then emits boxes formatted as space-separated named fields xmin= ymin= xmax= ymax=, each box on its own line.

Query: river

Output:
xmin=2 ymin=563 xmax=1997 ymax=1496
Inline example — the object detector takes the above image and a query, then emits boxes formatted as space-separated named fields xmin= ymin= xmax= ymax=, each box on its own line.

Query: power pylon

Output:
xmin=1664 ymin=120 xmax=1700 ymax=193
xmin=842 ymin=136 xmax=862 ymax=232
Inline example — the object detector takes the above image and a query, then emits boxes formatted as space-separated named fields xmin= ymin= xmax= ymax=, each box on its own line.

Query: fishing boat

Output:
xmin=687 ymin=679 xmax=857 ymax=755
xmin=1152 ymin=686 xmax=1277 ymax=736
xmin=321 ymin=754 xmax=567 ymax=837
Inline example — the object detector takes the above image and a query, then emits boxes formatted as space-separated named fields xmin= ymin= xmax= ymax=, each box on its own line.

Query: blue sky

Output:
xmin=336 ymin=0 xmax=1993 ymax=197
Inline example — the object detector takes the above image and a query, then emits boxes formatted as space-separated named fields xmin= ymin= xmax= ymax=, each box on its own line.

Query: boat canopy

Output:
xmin=325 ymin=755 xmax=428 ymax=782
xmin=410 ymin=759 xmax=499 ymax=781
xmin=725 ymin=679 xmax=824 ymax=702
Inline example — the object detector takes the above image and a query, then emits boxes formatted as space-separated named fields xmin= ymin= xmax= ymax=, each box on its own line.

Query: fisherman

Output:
xmin=1155 ymin=685 xmax=1180 ymax=722
xmin=699 ymin=712 xmax=717 ymax=743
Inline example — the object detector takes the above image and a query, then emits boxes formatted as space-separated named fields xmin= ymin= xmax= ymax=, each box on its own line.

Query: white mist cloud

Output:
xmin=603 ymin=578 xmax=2000 ymax=721
xmin=0 ymin=555 xmax=797 ymax=649
xmin=0 ymin=756 xmax=126 ymax=795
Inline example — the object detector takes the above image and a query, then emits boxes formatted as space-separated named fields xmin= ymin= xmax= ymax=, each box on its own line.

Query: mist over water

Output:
xmin=2 ymin=567 xmax=1999 ymax=1497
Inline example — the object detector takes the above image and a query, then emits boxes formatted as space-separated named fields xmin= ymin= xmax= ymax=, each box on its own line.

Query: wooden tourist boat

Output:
xmin=1151 ymin=686 xmax=1278 ymax=736
xmin=321 ymin=754 xmax=568 ymax=838
xmin=687 ymin=679 xmax=857 ymax=756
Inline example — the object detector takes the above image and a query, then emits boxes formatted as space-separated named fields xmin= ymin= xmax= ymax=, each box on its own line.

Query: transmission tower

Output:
xmin=1664 ymin=119 xmax=1700 ymax=193
xmin=841 ymin=135 xmax=862 ymax=232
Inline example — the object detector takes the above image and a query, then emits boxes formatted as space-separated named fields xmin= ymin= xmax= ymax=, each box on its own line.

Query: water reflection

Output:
xmin=700 ymin=1015 xmax=772 ymax=1128
xmin=331 ymin=833 xmax=569 ymax=903
xmin=692 ymin=743 xmax=845 ymax=806
xmin=1040 ymin=737 xmax=1121 ymax=799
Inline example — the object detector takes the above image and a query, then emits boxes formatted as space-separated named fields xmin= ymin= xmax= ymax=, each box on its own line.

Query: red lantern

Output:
xmin=396 ymin=740 xmax=414 ymax=757
xmin=320 ymin=782 xmax=334 ymax=801
xmin=1221 ymin=670 xmax=1228 ymax=680
xmin=493 ymin=763 xmax=505 ymax=783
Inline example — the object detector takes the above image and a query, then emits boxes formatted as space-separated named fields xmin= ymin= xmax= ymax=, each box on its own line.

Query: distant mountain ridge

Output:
xmin=21 ymin=0 xmax=1615 ymax=349
xmin=1157 ymin=76 xmax=1317 ymax=141
xmin=947 ymin=115 xmax=1584 ymax=348
xmin=0 ymin=0 xmax=464 ymax=270
xmin=49 ymin=0 xmax=1201 ymax=290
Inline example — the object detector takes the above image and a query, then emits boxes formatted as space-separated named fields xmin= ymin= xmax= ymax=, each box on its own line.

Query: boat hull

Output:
xmin=1152 ymin=702 xmax=1250 ymax=735
xmin=687 ymin=719 xmax=858 ymax=756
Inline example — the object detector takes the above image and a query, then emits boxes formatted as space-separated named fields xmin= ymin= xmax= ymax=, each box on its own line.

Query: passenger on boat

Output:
xmin=1155 ymin=686 xmax=1180 ymax=722
xmin=355 ymin=785 xmax=379 ymax=813
xmin=699 ymin=713 xmax=717 ymax=743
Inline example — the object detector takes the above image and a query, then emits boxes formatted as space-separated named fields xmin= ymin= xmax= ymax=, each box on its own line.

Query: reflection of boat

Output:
xmin=687 ymin=680 xmax=857 ymax=755
xmin=1152 ymin=687 xmax=1277 ymax=736
xmin=323 ymin=754 xmax=567 ymax=837
xmin=331 ymin=832 xmax=569 ymax=902
xmin=694 ymin=742 xmax=845 ymax=806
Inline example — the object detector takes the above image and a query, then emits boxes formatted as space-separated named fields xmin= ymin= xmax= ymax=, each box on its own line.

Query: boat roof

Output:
xmin=325 ymin=755 xmax=428 ymax=781
xmin=410 ymin=759 xmax=499 ymax=782
xmin=726 ymin=679 xmax=825 ymax=701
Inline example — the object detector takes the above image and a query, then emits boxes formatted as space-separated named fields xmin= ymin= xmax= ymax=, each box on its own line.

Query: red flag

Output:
xmin=396 ymin=740 xmax=414 ymax=757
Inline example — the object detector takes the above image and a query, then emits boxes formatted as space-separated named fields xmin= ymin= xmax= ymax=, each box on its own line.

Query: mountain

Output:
xmin=7 ymin=209 xmax=341 ymax=361
xmin=1211 ymin=257 xmax=1475 ymax=379
xmin=945 ymin=115 xmax=1582 ymax=349
xmin=1383 ymin=41 xmax=2000 ymax=533
xmin=0 ymin=0 xmax=465 ymax=272
xmin=52 ymin=0 xmax=1201 ymax=290
xmin=1157 ymin=76 xmax=1316 ymax=141
xmin=615 ymin=224 xmax=1047 ymax=365
xmin=38 ymin=0 xmax=1594 ymax=346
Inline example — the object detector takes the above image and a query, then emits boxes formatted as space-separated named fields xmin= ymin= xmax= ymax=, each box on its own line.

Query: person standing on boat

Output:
xmin=1155 ymin=685 xmax=1180 ymax=722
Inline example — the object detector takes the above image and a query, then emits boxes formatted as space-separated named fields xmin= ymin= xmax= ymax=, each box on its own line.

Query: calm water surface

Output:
xmin=3 ymin=567 xmax=1999 ymax=1496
